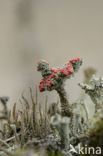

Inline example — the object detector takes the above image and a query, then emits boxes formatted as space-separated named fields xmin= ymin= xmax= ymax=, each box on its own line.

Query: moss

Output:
xmin=47 ymin=149 xmax=64 ymax=156
xmin=81 ymin=111 xmax=103 ymax=156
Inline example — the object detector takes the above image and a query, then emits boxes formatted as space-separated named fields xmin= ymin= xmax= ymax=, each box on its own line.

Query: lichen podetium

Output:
xmin=37 ymin=58 xmax=82 ymax=117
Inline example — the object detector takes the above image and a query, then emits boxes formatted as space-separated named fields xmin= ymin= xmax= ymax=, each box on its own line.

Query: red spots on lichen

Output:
xmin=51 ymin=66 xmax=73 ymax=76
xmin=50 ymin=68 xmax=57 ymax=73
xmin=56 ymin=76 xmax=60 ymax=80
xmin=49 ymin=73 xmax=56 ymax=78
xmin=50 ymin=81 xmax=53 ymax=85
xmin=70 ymin=57 xmax=82 ymax=63
xmin=62 ymin=70 xmax=72 ymax=76
xmin=39 ymin=77 xmax=54 ymax=91
xmin=39 ymin=79 xmax=45 ymax=91
xmin=38 ymin=58 xmax=82 ymax=92
xmin=37 ymin=60 xmax=42 ymax=64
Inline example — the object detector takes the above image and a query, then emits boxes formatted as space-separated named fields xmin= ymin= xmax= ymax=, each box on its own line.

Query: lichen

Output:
xmin=79 ymin=76 xmax=103 ymax=113
xmin=37 ymin=58 xmax=82 ymax=117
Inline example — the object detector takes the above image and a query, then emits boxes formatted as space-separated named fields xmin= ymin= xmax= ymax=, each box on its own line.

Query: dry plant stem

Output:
xmin=12 ymin=126 xmax=20 ymax=144
xmin=35 ymin=86 xmax=38 ymax=105
xmin=22 ymin=95 xmax=30 ymax=110
xmin=3 ymin=105 xmax=8 ymax=117
xmin=30 ymin=87 xmax=36 ymax=132
xmin=56 ymin=86 xmax=73 ymax=117
xmin=5 ymin=134 xmax=21 ymax=143
xmin=0 ymin=139 xmax=10 ymax=148
xmin=82 ymin=104 xmax=88 ymax=121
xmin=44 ymin=96 xmax=48 ymax=136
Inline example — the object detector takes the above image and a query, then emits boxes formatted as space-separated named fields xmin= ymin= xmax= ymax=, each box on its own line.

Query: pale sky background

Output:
xmin=0 ymin=0 xmax=103 ymax=109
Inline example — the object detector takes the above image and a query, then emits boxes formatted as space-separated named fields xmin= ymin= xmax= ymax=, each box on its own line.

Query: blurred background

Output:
xmin=0 ymin=0 xmax=103 ymax=108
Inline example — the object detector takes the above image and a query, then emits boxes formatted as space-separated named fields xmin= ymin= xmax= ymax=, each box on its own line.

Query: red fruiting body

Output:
xmin=38 ymin=58 xmax=82 ymax=92
xmin=56 ymin=76 xmax=60 ymax=80
xmin=69 ymin=57 xmax=82 ymax=63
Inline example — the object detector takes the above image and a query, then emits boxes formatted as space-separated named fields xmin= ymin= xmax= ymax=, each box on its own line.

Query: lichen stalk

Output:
xmin=56 ymin=86 xmax=73 ymax=117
